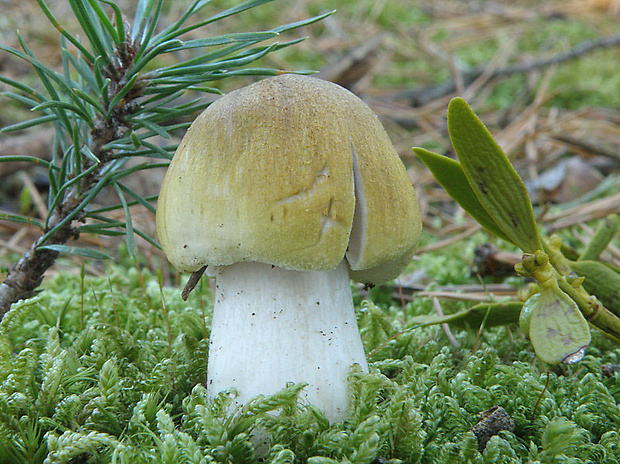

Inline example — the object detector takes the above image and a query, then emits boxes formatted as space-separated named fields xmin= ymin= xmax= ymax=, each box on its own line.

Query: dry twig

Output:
xmin=382 ymin=32 xmax=620 ymax=107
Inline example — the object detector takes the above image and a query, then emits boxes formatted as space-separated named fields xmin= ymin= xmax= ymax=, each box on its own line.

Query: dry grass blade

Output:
xmin=546 ymin=192 xmax=620 ymax=231
xmin=417 ymin=289 xmax=517 ymax=303
xmin=433 ymin=296 xmax=461 ymax=348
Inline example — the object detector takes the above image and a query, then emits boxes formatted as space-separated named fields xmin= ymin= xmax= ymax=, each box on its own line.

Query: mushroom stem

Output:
xmin=206 ymin=260 xmax=369 ymax=423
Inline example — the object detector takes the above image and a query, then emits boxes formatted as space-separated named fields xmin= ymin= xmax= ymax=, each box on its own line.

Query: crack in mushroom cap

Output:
xmin=156 ymin=74 xmax=421 ymax=284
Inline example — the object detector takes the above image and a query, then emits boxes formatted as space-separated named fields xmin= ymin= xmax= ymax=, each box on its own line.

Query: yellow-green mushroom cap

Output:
xmin=156 ymin=74 xmax=421 ymax=284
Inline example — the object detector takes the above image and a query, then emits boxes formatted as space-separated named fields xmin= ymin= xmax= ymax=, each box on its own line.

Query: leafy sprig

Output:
xmin=414 ymin=98 xmax=620 ymax=365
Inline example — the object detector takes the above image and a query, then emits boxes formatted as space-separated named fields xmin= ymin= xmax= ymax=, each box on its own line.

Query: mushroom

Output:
xmin=156 ymin=74 xmax=421 ymax=423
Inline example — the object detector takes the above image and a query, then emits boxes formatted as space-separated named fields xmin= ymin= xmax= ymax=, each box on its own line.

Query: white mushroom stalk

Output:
xmin=156 ymin=74 xmax=422 ymax=424
xmin=207 ymin=260 xmax=367 ymax=423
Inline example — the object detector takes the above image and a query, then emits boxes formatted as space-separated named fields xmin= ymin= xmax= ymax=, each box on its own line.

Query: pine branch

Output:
xmin=0 ymin=0 xmax=329 ymax=318
xmin=1 ymin=43 xmax=136 ymax=314
xmin=385 ymin=32 xmax=620 ymax=107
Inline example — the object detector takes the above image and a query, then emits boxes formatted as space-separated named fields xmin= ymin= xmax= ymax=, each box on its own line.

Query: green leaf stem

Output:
xmin=578 ymin=214 xmax=620 ymax=261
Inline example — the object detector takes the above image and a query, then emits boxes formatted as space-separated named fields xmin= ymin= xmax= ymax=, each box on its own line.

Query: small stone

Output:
xmin=471 ymin=406 xmax=515 ymax=452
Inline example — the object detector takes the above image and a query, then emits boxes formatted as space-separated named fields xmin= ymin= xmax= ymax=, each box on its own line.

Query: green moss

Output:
xmin=366 ymin=0 xmax=432 ymax=29
xmin=1 ymin=263 xmax=619 ymax=463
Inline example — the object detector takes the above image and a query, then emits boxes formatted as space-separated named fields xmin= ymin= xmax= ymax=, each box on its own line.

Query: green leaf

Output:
xmin=130 ymin=131 xmax=142 ymax=149
xmin=176 ymin=31 xmax=279 ymax=50
xmin=0 ymin=213 xmax=44 ymax=229
xmin=308 ymin=457 xmax=339 ymax=464
xmin=40 ymin=168 xmax=117 ymax=245
xmin=570 ymin=260 xmax=620 ymax=316
xmin=528 ymin=285 xmax=591 ymax=364
xmin=60 ymin=36 xmax=72 ymax=84
xmin=273 ymin=10 xmax=335 ymax=34
xmin=131 ymin=118 xmax=171 ymax=139
xmin=107 ymin=72 xmax=141 ymax=114
xmin=131 ymin=226 xmax=162 ymax=250
xmin=68 ymin=0 xmax=112 ymax=58
xmin=578 ymin=214 xmax=620 ymax=261
xmin=116 ymin=182 xmax=157 ymax=214
xmin=112 ymin=183 xmax=135 ymax=259
xmin=0 ymin=157 xmax=50 ymax=171
xmin=136 ymin=141 xmax=175 ymax=159
xmin=414 ymin=147 xmax=511 ymax=243
xmin=32 ymin=100 xmax=93 ymax=124
xmin=408 ymin=301 xmax=522 ymax=329
xmin=80 ymin=213 xmax=161 ymax=249
xmin=152 ymin=0 xmax=213 ymax=43
xmin=132 ymin=0 xmax=155 ymax=43
xmin=35 ymin=0 xmax=95 ymax=62
xmin=138 ymin=89 xmax=184 ymax=108
xmin=85 ymin=0 xmax=120 ymax=44
xmin=73 ymin=88 xmax=106 ymax=115
xmin=37 ymin=244 xmax=113 ymax=260
xmin=110 ymin=162 xmax=168 ymax=183
xmin=155 ymin=0 xmax=274 ymax=44
xmin=141 ymin=0 xmax=165 ymax=49
xmin=1 ymin=115 xmax=57 ymax=132
xmin=137 ymin=100 xmax=211 ymax=124
xmin=47 ymin=163 xmax=99 ymax=215
xmin=58 ymin=145 xmax=74 ymax=190
xmin=151 ymin=42 xmax=279 ymax=79
xmin=447 ymin=97 xmax=542 ymax=253
xmin=0 ymin=156 xmax=50 ymax=168
xmin=142 ymin=95 xmax=210 ymax=115
xmin=146 ymin=68 xmax=285 ymax=96
xmin=77 ymin=224 xmax=125 ymax=236
xmin=70 ymin=126 xmax=84 ymax=175
xmin=152 ymin=40 xmax=254 ymax=74
xmin=48 ymin=163 xmax=59 ymax=201
xmin=99 ymin=80 xmax=111 ymax=111
xmin=203 ymin=67 xmax=287 ymax=79
xmin=2 ymin=91 xmax=42 ymax=108
xmin=130 ymin=39 xmax=184 ymax=76
xmin=0 ymin=74 xmax=46 ymax=100
xmin=13 ymin=35 xmax=73 ymax=132
xmin=132 ymin=0 xmax=164 ymax=60
xmin=99 ymin=0 xmax=126 ymax=44
xmin=53 ymin=135 xmax=68 ymax=187
xmin=81 ymin=145 xmax=100 ymax=164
